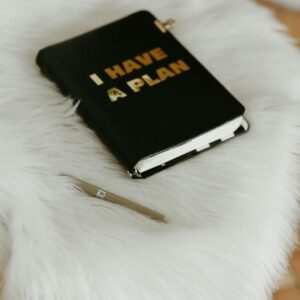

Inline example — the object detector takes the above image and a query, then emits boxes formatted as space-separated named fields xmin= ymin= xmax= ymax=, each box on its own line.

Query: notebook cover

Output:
xmin=36 ymin=11 xmax=245 ymax=178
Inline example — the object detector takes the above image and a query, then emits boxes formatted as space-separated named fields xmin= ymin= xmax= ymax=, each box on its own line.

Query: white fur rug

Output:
xmin=1 ymin=0 xmax=300 ymax=299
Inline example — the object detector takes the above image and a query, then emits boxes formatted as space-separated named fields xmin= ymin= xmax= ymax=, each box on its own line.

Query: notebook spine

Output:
xmin=36 ymin=50 xmax=70 ymax=97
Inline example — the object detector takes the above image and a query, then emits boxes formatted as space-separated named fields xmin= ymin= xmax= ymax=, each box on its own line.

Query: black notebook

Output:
xmin=36 ymin=11 xmax=248 ymax=178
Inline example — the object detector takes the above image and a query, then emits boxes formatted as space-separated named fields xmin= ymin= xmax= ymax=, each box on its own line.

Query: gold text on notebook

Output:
xmin=89 ymin=47 xmax=191 ymax=102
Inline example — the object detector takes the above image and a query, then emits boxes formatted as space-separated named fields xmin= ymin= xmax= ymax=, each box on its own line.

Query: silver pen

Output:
xmin=63 ymin=175 xmax=167 ymax=223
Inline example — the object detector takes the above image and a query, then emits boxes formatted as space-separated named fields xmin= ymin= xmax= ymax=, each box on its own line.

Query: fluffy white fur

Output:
xmin=0 ymin=0 xmax=300 ymax=299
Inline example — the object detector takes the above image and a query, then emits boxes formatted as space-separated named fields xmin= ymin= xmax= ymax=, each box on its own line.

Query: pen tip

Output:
xmin=152 ymin=216 xmax=168 ymax=224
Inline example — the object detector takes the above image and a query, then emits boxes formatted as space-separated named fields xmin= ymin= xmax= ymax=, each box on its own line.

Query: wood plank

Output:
xmin=257 ymin=0 xmax=300 ymax=45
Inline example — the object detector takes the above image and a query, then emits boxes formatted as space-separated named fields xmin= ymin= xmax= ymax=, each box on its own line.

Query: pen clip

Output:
xmin=96 ymin=188 xmax=107 ymax=199
xmin=154 ymin=18 xmax=175 ymax=33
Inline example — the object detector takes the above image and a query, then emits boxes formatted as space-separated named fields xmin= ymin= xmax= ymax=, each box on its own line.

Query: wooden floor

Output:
xmin=256 ymin=1 xmax=300 ymax=299
xmin=257 ymin=0 xmax=300 ymax=43
xmin=273 ymin=236 xmax=300 ymax=300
